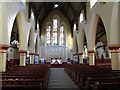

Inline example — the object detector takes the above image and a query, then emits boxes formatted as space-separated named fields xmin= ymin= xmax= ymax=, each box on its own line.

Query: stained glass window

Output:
xmin=53 ymin=19 xmax=58 ymax=45
xmin=31 ymin=10 xmax=34 ymax=20
xmin=80 ymin=13 xmax=83 ymax=23
xmin=46 ymin=26 xmax=51 ymax=44
xmin=60 ymin=26 xmax=64 ymax=45
xmin=74 ymin=23 xmax=76 ymax=31
xmin=46 ymin=16 xmax=66 ymax=45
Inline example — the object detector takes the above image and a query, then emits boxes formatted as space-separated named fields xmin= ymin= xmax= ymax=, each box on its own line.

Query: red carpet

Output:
xmin=50 ymin=64 xmax=64 ymax=68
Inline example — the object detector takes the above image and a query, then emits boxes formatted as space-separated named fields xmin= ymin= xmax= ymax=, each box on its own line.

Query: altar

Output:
xmin=51 ymin=58 xmax=62 ymax=64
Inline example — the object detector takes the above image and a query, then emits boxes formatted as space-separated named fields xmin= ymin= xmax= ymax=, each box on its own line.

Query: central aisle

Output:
xmin=47 ymin=68 xmax=79 ymax=90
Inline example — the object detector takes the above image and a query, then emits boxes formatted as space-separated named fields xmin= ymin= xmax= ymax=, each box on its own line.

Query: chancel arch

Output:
xmin=41 ymin=10 xmax=72 ymax=64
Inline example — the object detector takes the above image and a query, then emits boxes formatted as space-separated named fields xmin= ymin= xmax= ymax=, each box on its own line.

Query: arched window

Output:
xmin=60 ymin=25 xmax=64 ymax=45
xmin=37 ymin=23 xmax=39 ymax=30
xmin=30 ymin=10 xmax=34 ymax=20
xmin=73 ymin=23 xmax=76 ymax=31
xmin=46 ymin=26 xmax=51 ymax=45
xmin=80 ymin=13 xmax=84 ymax=23
xmin=45 ymin=15 xmax=66 ymax=46
xmin=53 ymin=19 xmax=58 ymax=45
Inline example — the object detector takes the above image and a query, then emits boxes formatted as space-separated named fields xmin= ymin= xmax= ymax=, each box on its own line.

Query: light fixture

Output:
xmin=54 ymin=4 xmax=59 ymax=8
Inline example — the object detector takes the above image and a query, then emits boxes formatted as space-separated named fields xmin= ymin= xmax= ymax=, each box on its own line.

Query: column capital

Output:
xmin=29 ymin=53 xmax=35 ymax=55
xmin=88 ymin=50 xmax=95 ymax=53
xmin=0 ymin=44 xmax=9 ymax=50
xmin=19 ymin=50 xmax=27 ymax=53
xmin=108 ymin=44 xmax=120 ymax=50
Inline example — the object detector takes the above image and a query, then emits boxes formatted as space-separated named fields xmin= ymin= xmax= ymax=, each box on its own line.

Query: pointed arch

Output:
xmin=52 ymin=15 xmax=60 ymax=45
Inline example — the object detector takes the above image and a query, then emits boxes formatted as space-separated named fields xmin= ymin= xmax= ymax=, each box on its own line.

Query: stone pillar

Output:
xmin=19 ymin=50 xmax=27 ymax=66
xmin=29 ymin=53 xmax=34 ymax=64
xmin=78 ymin=53 xmax=83 ymax=64
xmin=108 ymin=45 xmax=120 ymax=70
xmin=0 ymin=45 xmax=9 ymax=72
xmin=88 ymin=50 xmax=95 ymax=65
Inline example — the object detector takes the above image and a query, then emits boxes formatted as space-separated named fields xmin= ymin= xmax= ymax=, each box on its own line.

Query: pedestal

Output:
xmin=19 ymin=50 xmax=27 ymax=66
xmin=109 ymin=45 xmax=120 ymax=70
xmin=88 ymin=50 xmax=95 ymax=65
xmin=78 ymin=53 xmax=83 ymax=64
xmin=0 ymin=45 xmax=9 ymax=72
xmin=29 ymin=53 xmax=34 ymax=64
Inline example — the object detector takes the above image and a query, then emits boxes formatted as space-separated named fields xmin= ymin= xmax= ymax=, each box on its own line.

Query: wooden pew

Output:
xmin=64 ymin=64 xmax=120 ymax=90
xmin=2 ymin=64 xmax=50 ymax=90
xmin=84 ymin=76 xmax=120 ymax=90
xmin=93 ymin=81 xmax=120 ymax=90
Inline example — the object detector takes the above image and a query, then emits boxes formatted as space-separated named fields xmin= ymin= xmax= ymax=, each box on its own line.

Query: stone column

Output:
xmin=19 ymin=50 xmax=27 ymax=66
xmin=78 ymin=52 xmax=83 ymax=64
xmin=0 ymin=45 xmax=9 ymax=72
xmin=108 ymin=45 xmax=120 ymax=70
xmin=29 ymin=53 xmax=34 ymax=64
xmin=88 ymin=50 xmax=95 ymax=65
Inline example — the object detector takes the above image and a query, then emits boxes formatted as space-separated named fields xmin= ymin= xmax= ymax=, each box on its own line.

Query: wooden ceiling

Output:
xmin=29 ymin=2 xmax=87 ymax=30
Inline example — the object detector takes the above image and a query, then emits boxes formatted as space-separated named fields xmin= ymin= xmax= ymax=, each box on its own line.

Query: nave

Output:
xmin=0 ymin=1 xmax=120 ymax=90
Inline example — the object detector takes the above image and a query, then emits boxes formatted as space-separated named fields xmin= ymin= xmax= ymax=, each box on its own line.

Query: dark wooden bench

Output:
xmin=84 ymin=76 xmax=120 ymax=90
xmin=1 ymin=64 xmax=50 ymax=90
xmin=2 ymin=84 xmax=42 ymax=90
xmin=78 ymin=71 xmax=120 ymax=89
xmin=93 ymin=81 xmax=120 ymax=90
xmin=64 ymin=64 xmax=120 ymax=90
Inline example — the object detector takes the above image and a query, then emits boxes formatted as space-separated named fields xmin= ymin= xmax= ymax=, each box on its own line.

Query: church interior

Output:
xmin=0 ymin=0 xmax=120 ymax=90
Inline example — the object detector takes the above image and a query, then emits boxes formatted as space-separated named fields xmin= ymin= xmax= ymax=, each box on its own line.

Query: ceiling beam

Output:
xmin=37 ymin=2 xmax=44 ymax=19
xmin=44 ymin=2 xmax=47 ymax=14
xmin=68 ymin=2 xmax=79 ymax=30
xmin=68 ymin=2 xmax=76 ymax=17
xmin=96 ymin=30 xmax=106 ymax=41
xmin=76 ymin=3 xmax=82 ymax=15
xmin=31 ymin=3 xmax=37 ymax=17
xmin=65 ymin=3 xmax=69 ymax=17
xmin=77 ymin=2 xmax=86 ymax=16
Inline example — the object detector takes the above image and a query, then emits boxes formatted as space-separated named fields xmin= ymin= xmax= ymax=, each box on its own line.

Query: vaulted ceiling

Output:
xmin=29 ymin=2 xmax=87 ymax=30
